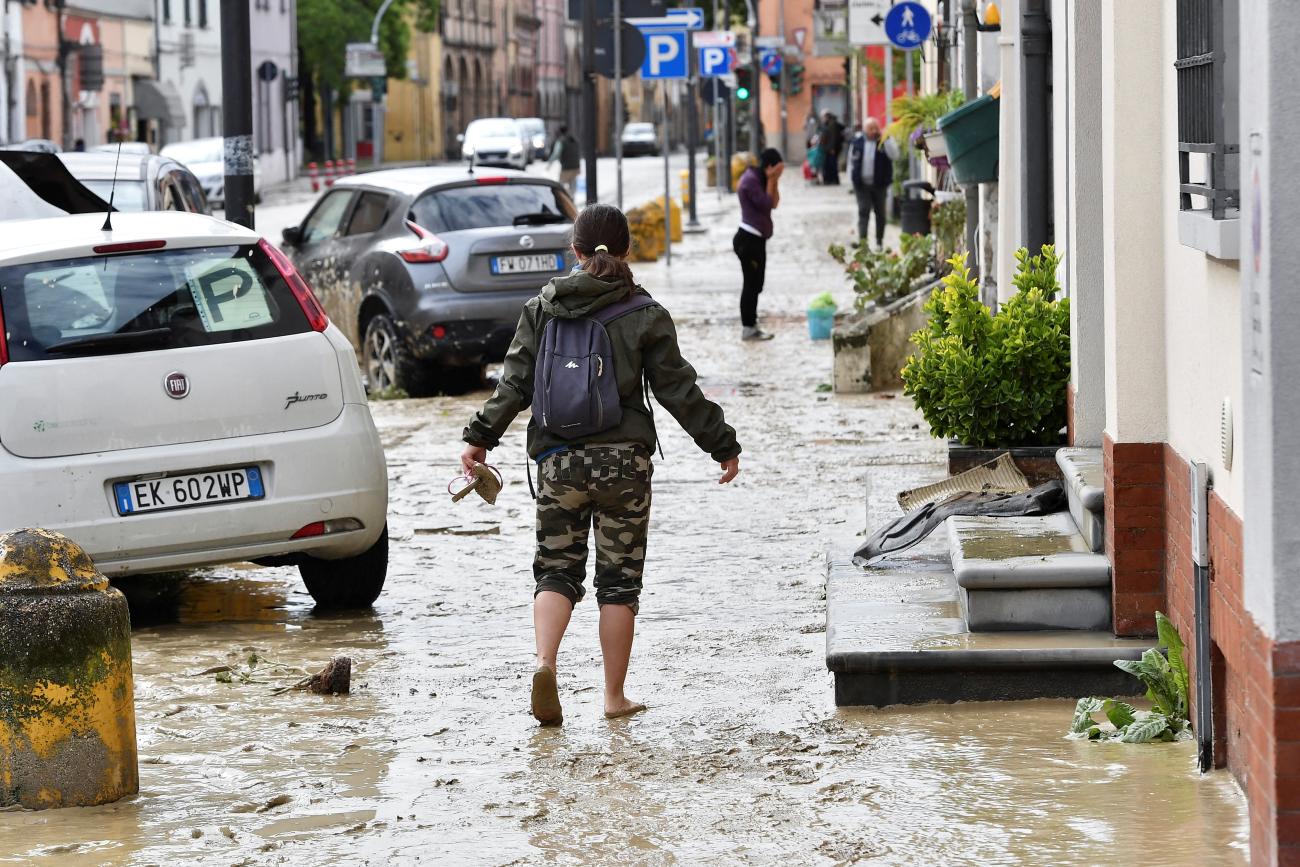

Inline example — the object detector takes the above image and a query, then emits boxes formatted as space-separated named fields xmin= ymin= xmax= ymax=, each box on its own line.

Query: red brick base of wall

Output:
xmin=1164 ymin=449 xmax=1300 ymax=866
xmin=1103 ymin=435 xmax=1165 ymax=637
xmin=1107 ymin=439 xmax=1300 ymax=865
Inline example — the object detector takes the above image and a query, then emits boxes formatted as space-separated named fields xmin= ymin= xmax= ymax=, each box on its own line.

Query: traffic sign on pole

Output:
xmin=884 ymin=1 xmax=932 ymax=49
xmin=698 ymin=45 xmax=734 ymax=77
xmin=693 ymin=30 xmax=735 ymax=48
xmin=759 ymin=48 xmax=782 ymax=77
xmin=629 ymin=7 xmax=705 ymax=31
xmin=641 ymin=31 xmax=689 ymax=78
xmin=847 ymin=0 xmax=889 ymax=46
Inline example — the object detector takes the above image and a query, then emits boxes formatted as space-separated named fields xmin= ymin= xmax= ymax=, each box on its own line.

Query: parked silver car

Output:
xmin=57 ymin=152 xmax=210 ymax=214
xmin=281 ymin=166 xmax=577 ymax=395
xmin=159 ymin=136 xmax=262 ymax=208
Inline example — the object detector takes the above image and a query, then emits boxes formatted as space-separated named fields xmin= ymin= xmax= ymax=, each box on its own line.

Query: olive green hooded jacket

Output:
xmin=463 ymin=270 xmax=741 ymax=462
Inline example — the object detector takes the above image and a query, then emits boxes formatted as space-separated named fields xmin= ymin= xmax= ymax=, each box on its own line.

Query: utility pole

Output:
xmin=685 ymin=53 xmax=700 ymax=228
xmin=581 ymin=0 xmax=598 ymax=204
xmin=221 ymin=0 xmax=255 ymax=228
xmin=777 ymin=0 xmax=787 ymax=160
xmin=614 ymin=0 xmax=624 ymax=209
xmin=744 ymin=0 xmax=759 ymax=152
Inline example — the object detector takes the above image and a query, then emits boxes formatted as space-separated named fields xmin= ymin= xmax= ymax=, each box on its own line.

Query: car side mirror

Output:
xmin=282 ymin=225 xmax=302 ymax=247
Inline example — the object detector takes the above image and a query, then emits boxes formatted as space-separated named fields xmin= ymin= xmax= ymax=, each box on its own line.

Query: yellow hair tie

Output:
xmin=594 ymin=244 xmax=609 ymax=253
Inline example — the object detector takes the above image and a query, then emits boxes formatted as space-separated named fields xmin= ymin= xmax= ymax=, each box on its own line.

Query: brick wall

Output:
xmin=1159 ymin=442 xmax=1300 ymax=866
xmin=1103 ymin=435 xmax=1165 ymax=636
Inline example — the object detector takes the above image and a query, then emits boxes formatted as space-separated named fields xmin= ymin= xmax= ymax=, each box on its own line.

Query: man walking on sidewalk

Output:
xmin=548 ymin=126 xmax=581 ymax=196
xmin=732 ymin=148 xmax=783 ymax=341
xmin=849 ymin=118 xmax=899 ymax=249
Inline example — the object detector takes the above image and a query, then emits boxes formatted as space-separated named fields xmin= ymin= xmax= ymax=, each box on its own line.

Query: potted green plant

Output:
xmin=938 ymin=93 xmax=1000 ymax=185
xmin=828 ymin=233 xmax=935 ymax=308
xmin=901 ymin=245 xmax=1070 ymax=481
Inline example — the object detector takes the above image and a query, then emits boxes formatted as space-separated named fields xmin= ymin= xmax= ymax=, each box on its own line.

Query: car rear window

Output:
xmin=0 ymin=244 xmax=312 ymax=362
xmin=79 ymin=180 xmax=148 ymax=211
xmin=410 ymin=183 xmax=576 ymax=233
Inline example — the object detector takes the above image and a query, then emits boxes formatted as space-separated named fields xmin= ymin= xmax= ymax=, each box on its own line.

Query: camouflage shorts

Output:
xmin=534 ymin=444 xmax=653 ymax=614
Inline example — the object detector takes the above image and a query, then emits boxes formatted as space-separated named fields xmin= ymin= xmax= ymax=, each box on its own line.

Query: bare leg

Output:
xmin=534 ymin=590 xmax=572 ymax=668
xmin=531 ymin=591 xmax=572 ymax=725
xmin=599 ymin=603 xmax=645 ymax=718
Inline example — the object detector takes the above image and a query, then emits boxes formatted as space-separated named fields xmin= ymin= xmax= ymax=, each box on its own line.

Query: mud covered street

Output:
xmin=1 ymin=180 xmax=1249 ymax=866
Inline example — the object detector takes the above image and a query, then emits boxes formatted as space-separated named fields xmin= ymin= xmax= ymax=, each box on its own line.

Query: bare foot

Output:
xmin=531 ymin=665 xmax=563 ymax=726
xmin=603 ymin=697 xmax=647 ymax=720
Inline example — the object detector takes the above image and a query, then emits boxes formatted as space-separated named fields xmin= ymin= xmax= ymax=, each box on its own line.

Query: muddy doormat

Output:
xmin=896 ymin=453 xmax=1030 ymax=512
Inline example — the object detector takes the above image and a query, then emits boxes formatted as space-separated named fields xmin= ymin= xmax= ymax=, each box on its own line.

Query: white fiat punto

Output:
xmin=0 ymin=211 xmax=389 ymax=608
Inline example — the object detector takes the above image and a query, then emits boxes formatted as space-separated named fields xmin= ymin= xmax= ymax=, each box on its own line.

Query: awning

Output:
xmin=132 ymin=78 xmax=186 ymax=127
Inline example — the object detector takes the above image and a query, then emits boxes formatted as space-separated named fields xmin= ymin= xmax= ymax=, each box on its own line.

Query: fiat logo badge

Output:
xmin=519 ymin=234 xmax=535 ymax=249
xmin=164 ymin=371 xmax=190 ymax=400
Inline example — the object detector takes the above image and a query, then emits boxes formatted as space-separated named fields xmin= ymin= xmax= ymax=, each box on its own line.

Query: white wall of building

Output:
xmin=1155 ymin=0 xmax=1244 ymax=512
xmin=1240 ymin=0 xmax=1300 ymax=641
xmin=1100 ymin=0 xmax=1167 ymax=444
xmin=156 ymin=0 xmax=224 ymax=144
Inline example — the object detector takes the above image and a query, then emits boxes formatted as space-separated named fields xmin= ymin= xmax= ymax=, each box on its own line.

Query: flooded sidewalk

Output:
xmin=0 ymin=180 xmax=1247 ymax=865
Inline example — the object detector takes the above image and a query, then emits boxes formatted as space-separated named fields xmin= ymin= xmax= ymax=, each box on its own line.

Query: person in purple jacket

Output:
xmin=732 ymin=148 xmax=784 ymax=341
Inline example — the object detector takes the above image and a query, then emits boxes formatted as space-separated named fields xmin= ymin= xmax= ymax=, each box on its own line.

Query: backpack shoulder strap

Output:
xmin=591 ymin=292 xmax=658 ymax=326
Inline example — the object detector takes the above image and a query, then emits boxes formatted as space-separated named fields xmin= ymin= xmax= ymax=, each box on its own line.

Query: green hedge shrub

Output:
xmin=901 ymin=246 xmax=1070 ymax=447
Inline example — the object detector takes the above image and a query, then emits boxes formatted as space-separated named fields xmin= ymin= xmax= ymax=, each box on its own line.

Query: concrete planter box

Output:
xmin=948 ymin=441 xmax=1065 ymax=486
xmin=831 ymin=278 xmax=939 ymax=393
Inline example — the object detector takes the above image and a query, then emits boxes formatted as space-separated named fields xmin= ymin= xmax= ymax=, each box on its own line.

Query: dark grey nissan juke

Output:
xmin=282 ymin=166 xmax=577 ymax=395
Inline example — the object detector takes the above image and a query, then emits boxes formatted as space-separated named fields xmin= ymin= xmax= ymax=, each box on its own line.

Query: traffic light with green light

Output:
xmin=788 ymin=62 xmax=804 ymax=95
xmin=735 ymin=67 xmax=752 ymax=101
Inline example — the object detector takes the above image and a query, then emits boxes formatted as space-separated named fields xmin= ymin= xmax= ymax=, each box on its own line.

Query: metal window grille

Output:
xmin=1175 ymin=0 xmax=1238 ymax=219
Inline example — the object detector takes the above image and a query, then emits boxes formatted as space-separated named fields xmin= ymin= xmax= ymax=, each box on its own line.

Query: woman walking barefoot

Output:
xmin=461 ymin=204 xmax=741 ymax=725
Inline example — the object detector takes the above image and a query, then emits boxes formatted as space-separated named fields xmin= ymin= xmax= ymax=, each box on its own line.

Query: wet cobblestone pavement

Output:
xmin=1 ymin=178 xmax=1249 ymax=865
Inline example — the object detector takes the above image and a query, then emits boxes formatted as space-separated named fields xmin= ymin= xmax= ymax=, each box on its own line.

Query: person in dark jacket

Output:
xmin=462 ymin=203 xmax=742 ymax=726
xmin=547 ymin=126 xmax=581 ymax=195
xmin=732 ymin=148 xmax=783 ymax=341
xmin=818 ymin=112 xmax=844 ymax=185
xmin=849 ymin=117 xmax=901 ymax=248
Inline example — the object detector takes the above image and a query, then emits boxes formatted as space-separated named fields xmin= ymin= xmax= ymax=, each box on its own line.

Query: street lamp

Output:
xmin=370 ymin=0 xmax=396 ymax=167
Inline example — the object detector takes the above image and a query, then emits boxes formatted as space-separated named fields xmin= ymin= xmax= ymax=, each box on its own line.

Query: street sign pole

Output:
xmin=582 ymin=0 xmax=598 ymax=204
xmin=614 ymin=0 xmax=624 ymax=209
xmin=713 ymin=0 xmax=722 ymax=196
xmin=662 ymin=81 xmax=672 ymax=266
xmin=686 ymin=51 xmax=700 ymax=228
xmin=220 ymin=0 xmax=254 ymax=229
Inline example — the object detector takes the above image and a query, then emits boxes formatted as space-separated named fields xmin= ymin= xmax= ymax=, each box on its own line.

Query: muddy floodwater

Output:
xmin=1 ymin=182 xmax=1248 ymax=865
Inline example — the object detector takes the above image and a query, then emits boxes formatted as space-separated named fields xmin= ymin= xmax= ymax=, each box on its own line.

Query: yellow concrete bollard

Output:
xmin=679 ymin=169 xmax=691 ymax=208
xmin=731 ymin=151 xmax=757 ymax=189
xmin=0 ymin=528 xmax=138 ymax=809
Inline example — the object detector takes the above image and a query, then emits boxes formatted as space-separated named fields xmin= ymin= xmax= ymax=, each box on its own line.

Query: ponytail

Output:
xmin=572 ymin=203 xmax=637 ymax=289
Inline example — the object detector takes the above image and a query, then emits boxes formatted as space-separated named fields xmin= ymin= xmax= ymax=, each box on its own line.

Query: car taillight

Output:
xmin=258 ymin=238 xmax=329 ymax=332
xmin=430 ymin=324 xmax=447 ymax=339
xmin=400 ymin=220 xmax=449 ymax=264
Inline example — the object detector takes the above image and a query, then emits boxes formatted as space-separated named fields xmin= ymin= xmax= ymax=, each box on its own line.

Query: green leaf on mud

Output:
xmin=1156 ymin=611 xmax=1190 ymax=718
xmin=1104 ymin=700 xmax=1137 ymax=729
xmin=1070 ymin=697 xmax=1104 ymax=734
xmin=1119 ymin=713 xmax=1172 ymax=744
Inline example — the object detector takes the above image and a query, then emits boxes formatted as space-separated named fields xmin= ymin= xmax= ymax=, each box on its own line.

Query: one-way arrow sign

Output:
xmin=848 ymin=0 xmax=889 ymax=46
xmin=629 ymin=6 xmax=705 ymax=31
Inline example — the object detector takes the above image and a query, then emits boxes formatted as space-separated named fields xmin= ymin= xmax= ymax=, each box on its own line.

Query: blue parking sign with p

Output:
xmin=642 ymin=31 xmax=688 ymax=79
xmin=699 ymin=46 xmax=732 ymax=77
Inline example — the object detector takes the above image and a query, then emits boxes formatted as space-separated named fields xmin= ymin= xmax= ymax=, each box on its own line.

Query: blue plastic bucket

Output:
xmin=808 ymin=307 xmax=835 ymax=340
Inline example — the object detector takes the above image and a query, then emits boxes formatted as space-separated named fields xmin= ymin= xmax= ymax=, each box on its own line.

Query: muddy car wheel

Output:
xmin=363 ymin=314 xmax=431 ymax=396
xmin=299 ymin=524 xmax=388 ymax=609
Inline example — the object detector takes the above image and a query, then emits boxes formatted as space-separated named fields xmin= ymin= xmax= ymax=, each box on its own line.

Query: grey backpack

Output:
xmin=532 ymin=292 xmax=658 ymax=440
